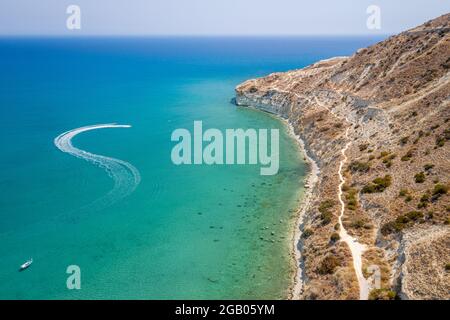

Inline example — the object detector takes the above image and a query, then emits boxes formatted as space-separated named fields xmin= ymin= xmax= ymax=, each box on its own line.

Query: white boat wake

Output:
xmin=54 ymin=124 xmax=141 ymax=211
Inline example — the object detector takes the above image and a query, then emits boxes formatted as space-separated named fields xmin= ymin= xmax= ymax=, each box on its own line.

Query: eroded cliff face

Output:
xmin=235 ymin=13 xmax=450 ymax=300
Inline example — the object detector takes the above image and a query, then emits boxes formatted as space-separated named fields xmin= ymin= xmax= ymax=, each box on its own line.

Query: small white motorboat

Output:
xmin=19 ymin=258 xmax=33 ymax=271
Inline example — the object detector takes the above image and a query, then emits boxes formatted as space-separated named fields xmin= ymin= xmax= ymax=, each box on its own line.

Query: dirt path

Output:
xmin=337 ymin=123 xmax=370 ymax=300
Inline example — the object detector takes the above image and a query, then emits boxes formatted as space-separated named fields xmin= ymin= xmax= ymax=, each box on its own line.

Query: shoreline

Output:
xmin=281 ymin=118 xmax=320 ymax=300
xmin=236 ymin=104 xmax=320 ymax=300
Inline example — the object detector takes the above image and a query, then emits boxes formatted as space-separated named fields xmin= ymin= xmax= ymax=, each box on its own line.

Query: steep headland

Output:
xmin=236 ymin=13 xmax=450 ymax=300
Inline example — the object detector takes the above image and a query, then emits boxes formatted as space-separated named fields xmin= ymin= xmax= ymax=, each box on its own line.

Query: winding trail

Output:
xmin=266 ymin=85 xmax=372 ymax=299
xmin=54 ymin=124 xmax=141 ymax=211
xmin=337 ymin=123 xmax=370 ymax=300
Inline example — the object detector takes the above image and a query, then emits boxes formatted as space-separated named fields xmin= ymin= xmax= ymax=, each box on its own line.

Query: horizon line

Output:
xmin=0 ymin=33 xmax=392 ymax=38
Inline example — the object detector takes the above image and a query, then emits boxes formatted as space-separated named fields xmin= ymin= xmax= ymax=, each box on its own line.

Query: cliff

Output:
xmin=235 ymin=13 xmax=450 ymax=300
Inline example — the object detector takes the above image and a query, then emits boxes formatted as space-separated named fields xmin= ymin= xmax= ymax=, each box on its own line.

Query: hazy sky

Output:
xmin=0 ymin=0 xmax=448 ymax=36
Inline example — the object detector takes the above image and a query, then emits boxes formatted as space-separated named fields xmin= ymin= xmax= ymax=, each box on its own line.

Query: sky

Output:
xmin=0 ymin=0 xmax=448 ymax=36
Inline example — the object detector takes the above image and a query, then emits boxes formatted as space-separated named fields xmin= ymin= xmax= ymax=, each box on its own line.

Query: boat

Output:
xmin=19 ymin=259 xmax=33 ymax=271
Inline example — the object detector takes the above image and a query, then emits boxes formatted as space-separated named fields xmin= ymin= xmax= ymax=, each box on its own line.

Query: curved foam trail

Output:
xmin=54 ymin=124 xmax=141 ymax=211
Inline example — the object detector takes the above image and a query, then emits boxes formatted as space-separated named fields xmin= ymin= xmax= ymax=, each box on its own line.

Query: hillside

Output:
xmin=235 ymin=13 xmax=450 ymax=300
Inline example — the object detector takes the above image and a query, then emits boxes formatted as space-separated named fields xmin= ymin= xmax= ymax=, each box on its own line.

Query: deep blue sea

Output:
xmin=0 ymin=36 xmax=385 ymax=299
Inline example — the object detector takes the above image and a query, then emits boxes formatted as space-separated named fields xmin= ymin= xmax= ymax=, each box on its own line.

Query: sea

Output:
xmin=0 ymin=36 xmax=385 ymax=299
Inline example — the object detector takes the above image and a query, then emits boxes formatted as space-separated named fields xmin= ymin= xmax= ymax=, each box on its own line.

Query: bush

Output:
xmin=418 ymin=193 xmax=430 ymax=209
xmin=361 ymin=175 xmax=392 ymax=194
xmin=424 ymin=164 xmax=434 ymax=171
xmin=345 ymin=188 xmax=358 ymax=210
xmin=399 ymin=189 xmax=409 ymax=197
xmin=381 ymin=211 xmax=423 ymax=235
xmin=436 ymin=136 xmax=446 ymax=147
xmin=319 ymin=200 xmax=335 ymax=225
xmin=349 ymin=161 xmax=371 ymax=173
xmin=319 ymin=200 xmax=334 ymax=213
xmin=321 ymin=212 xmax=332 ymax=225
xmin=445 ymin=263 xmax=450 ymax=271
xmin=401 ymin=149 xmax=415 ymax=161
xmin=399 ymin=136 xmax=409 ymax=145
xmin=382 ymin=154 xmax=396 ymax=168
xmin=369 ymin=289 xmax=397 ymax=300
xmin=381 ymin=221 xmax=404 ymax=235
xmin=414 ymin=172 xmax=426 ymax=183
xmin=432 ymin=184 xmax=448 ymax=199
xmin=406 ymin=211 xmax=424 ymax=221
xmin=359 ymin=143 xmax=369 ymax=151
xmin=330 ymin=232 xmax=340 ymax=242
xmin=435 ymin=128 xmax=450 ymax=147
xmin=351 ymin=220 xmax=365 ymax=229
xmin=317 ymin=255 xmax=341 ymax=275
xmin=378 ymin=151 xmax=390 ymax=158
xmin=302 ymin=228 xmax=314 ymax=239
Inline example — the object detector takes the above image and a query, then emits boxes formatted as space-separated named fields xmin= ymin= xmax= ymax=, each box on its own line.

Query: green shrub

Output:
xmin=382 ymin=211 xmax=423 ymax=235
xmin=414 ymin=172 xmax=426 ymax=183
xmin=432 ymin=184 xmax=448 ymax=198
xmin=418 ymin=193 xmax=430 ymax=208
xmin=435 ymin=128 xmax=450 ymax=147
xmin=317 ymin=255 xmax=341 ymax=275
xmin=319 ymin=200 xmax=335 ymax=225
xmin=381 ymin=221 xmax=404 ymax=235
xmin=349 ymin=161 xmax=371 ymax=173
xmin=445 ymin=263 xmax=450 ymax=271
xmin=351 ymin=220 xmax=365 ymax=229
xmin=369 ymin=289 xmax=397 ymax=300
xmin=345 ymin=188 xmax=358 ymax=210
xmin=424 ymin=164 xmax=434 ymax=171
xmin=330 ymin=232 xmax=340 ymax=242
xmin=406 ymin=211 xmax=424 ymax=221
xmin=436 ymin=136 xmax=446 ymax=147
xmin=361 ymin=175 xmax=392 ymax=194
xmin=399 ymin=136 xmax=409 ymax=145
xmin=319 ymin=200 xmax=334 ymax=213
xmin=399 ymin=189 xmax=409 ymax=197
xmin=359 ymin=143 xmax=369 ymax=151
xmin=321 ymin=212 xmax=332 ymax=225
xmin=378 ymin=151 xmax=390 ymax=158
xmin=401 ymin=148 xmax=416 ymax=161
xmin=302 ymin=228 xmax=314 ymax=239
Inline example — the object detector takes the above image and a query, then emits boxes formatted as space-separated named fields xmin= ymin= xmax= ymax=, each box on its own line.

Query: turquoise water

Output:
xmin=0 ymin=37 xmax=384 ymax=299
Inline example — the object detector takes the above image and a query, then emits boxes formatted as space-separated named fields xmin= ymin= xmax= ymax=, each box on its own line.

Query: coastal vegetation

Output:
xmin=317 ymin=255 xmax=341 ymax=275
xmin=414 ymin=172 xmax=426 ymax=183
xmin=302 ymin=228 xmax=314 ymax=239
xmin=348 ymin=161 xmax=371 ymax=173
xmin=401 ymin=148 xmax=416 ymax=161
xmin=381 ymin=211 xmax=424 ymax=235
xmin=318 ymin=200 xmax=335 ymax=225
xmin=361 ymin=175 xmax=392 ymax=194
xmin=369 ymin=288 xmax=397 ymax=300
